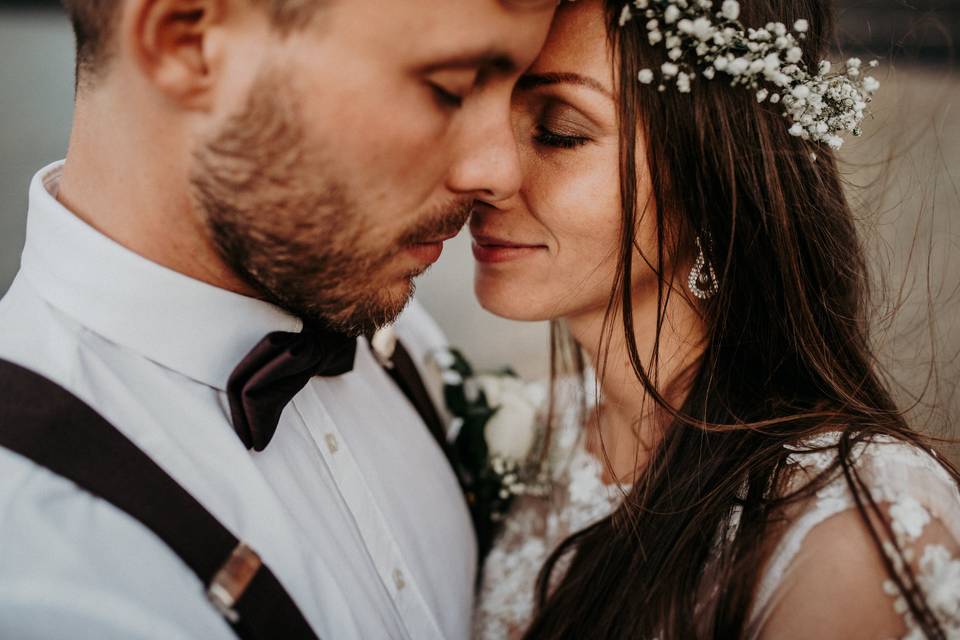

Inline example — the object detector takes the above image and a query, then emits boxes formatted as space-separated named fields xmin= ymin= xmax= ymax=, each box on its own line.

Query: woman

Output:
xmin=470 ymin=0 xmax=960 ymax=638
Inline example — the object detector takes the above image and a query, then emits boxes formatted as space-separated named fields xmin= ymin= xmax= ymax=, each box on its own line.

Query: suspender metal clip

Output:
xmin=207 ymin=542 xmax=263 ymax=623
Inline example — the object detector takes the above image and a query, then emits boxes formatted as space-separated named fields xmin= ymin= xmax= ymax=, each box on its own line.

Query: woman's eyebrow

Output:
xmin=516 ymin=71 xmax=613 ymax=99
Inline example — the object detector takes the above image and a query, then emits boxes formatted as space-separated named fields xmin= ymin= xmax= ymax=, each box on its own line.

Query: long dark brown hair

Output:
xmin=522 ymin=1 xmax=960 ymax=638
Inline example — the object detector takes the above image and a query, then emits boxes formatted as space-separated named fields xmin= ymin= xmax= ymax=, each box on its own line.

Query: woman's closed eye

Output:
xmin=531 ymin=104 xmax=595 ymax=150
xmin=534 ymin=125 xmax=590 ymax=149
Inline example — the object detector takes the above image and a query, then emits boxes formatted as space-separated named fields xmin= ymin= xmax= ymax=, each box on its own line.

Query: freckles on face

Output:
xmin=473 ymin=0 xmax=628 ymax=322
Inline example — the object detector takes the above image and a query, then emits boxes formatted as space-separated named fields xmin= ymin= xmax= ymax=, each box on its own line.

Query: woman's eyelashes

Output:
xmin=534 ymin=125 xmax=590 ymax=149
xmin=531 ymin=103 xmax=594 ymax=150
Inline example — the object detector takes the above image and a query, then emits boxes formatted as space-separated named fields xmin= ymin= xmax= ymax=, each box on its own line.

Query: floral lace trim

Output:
xmin=758 ymin=433 xmax=960 ymax=639
xmin=474 ymin=400 xmax=626 ymax=640
xmin=476 ymin=424 xmax=960 ymax=640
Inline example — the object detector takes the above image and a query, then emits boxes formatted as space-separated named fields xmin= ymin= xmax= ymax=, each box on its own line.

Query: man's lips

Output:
xmin=470 ymin=233 xmax=546 ymax=264
xmin=405 ymin=232 xmax=460 ymax=265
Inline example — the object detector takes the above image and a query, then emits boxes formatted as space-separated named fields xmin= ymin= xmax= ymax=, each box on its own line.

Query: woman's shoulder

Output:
xmin=752 ymin=431 xmax=960 ymax=639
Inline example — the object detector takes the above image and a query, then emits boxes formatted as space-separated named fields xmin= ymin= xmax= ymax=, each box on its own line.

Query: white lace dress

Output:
xmin=473 ymin=401 xmax=960 ymax=639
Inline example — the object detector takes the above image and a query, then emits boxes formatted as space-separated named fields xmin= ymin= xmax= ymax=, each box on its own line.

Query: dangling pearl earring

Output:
xmin=687 ymin=235 xmax=719 ymax=299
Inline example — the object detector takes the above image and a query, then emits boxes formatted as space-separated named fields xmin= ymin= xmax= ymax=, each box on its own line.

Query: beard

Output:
xmin=189 ymin=70 xmax=471 ymax=336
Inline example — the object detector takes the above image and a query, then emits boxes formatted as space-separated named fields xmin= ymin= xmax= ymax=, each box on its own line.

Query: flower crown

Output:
xmin=618 ymin=0 xmax=879 ymax=152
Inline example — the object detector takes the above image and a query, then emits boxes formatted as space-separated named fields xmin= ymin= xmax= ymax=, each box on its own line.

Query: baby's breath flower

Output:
xmin=621 ymin=0 xmax=880 ymax=150
xmin=721 ymin=0 xmax=740 ymax=21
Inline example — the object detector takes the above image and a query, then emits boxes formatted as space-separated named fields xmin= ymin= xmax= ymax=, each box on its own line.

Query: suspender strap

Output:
xmin=385 ymin=341 xmax=460 ymax=471
xmin=0 ymin=359 xmax=319 ymax=640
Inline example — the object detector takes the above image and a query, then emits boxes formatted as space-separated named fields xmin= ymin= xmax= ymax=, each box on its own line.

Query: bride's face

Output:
xmin=471 ymin=0 xmax=656 ymax=322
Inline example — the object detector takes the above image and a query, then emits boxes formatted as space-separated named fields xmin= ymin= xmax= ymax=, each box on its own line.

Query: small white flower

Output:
xmin=818 ymin=60 xmax=832 ymax=75
xmin=442 ymin=369 xmax=463 ymax=385
xmin=678 ymin=18 xmax=694 ymax=34
xmin=646 ymin=18 xmax=659 ymax=30
xmin=648 ymin=30 xmax=663 ymax=45
xmin=756 ymin=88 xmax=769 ymax=102
xmin=727 ymin=57 xmax=750 ymax=75
xmin=863 ymin=76 xmax=880 ymax=93
xmin=789 ymin=122 xmax=804 ymax=137
xmin=763 ymin=52 xmax=781 ymax=72
xmin=769 ymin=93 xmax=781 ymax=103
xmin=794 ymin=19 xmax=809 ymax=33
xmin=791 ymin=84 xmax=811 ymax=99
xmin=462 ymin=377 xmax=481 ymax=403
xmin=691 ymin=16 xmax=715 ymax=40
xmin=430 ymin=348 xmax=455 ymax=369
xmin=668 ymin=47 xmax=683 ymax=60
xmin=720 ymin=0 xmax=740 ymax=21
xmin=847 ymin=57 xmax=862 ymax=68
xmin=826 ymin=134 xmax=843 ymax=149
xmin=661 ymin=62 xmax=680 ymax=77
xmin=889 ymin=496 xmax=931 ymax=540
xmin=664 ymin=4 xmax=681 ymax=23
xmin=370 ymin=326 xmax=397 ymax=367
xmin=638 ymin=69 xmax=655 ymax=84
xmin=702 ymin=66 xmax=716 ymax=79
xmin=918 ymin=544 xmax=960 ymax=619
xmin=786 ymin=46 xmax=803 ymax=63
xmin=619 ymin=4 xmax=633 ymax=26
xmin=677 ymin=72 xmax=692 ymax=93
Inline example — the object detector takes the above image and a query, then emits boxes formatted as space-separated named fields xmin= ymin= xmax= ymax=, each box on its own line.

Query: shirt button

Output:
xmin=324 ymin=433 xmax=339 ymax=454
xmin=393 ymin=568 xmax=406 ymax=592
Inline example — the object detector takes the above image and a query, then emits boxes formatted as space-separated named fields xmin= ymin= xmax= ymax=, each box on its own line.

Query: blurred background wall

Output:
xmin=1 ymin=1 xmax=958 ymax=437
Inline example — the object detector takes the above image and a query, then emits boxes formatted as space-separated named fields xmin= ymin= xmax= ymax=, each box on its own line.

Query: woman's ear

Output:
xmin=125 ymin=0 xmax=228 ymax=107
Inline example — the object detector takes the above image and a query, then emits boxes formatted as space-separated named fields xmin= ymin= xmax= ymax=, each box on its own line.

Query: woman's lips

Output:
xmin=471 ymin=234 xmax=546 ymax=264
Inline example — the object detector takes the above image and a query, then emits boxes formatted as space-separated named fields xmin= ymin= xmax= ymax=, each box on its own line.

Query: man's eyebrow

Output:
xmin=418 ymin=49 xmax=519 ymax=75
xmin=516 ymin=72 xmax=613 ymax=99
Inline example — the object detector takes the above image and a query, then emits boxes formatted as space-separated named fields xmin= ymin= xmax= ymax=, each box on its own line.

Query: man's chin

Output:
xmin=321 ymin=277 xmax=416 ymax=336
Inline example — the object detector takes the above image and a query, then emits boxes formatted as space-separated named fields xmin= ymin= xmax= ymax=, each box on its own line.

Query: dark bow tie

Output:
xmin=227 ymin=324 xmax=357 ymax=451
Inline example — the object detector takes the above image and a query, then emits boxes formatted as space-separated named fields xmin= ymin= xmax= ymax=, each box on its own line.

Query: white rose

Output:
xmin=484 ymin=391 xmax=538 ymax=462
xmin=474 ymin=374 xmax=504 ymax=407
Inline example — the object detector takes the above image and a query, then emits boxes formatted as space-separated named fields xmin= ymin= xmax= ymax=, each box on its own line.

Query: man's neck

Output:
xmin=58 ymin=93 xmax=257 ymax=298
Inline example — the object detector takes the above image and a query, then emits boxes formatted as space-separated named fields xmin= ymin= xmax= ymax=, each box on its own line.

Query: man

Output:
xmin=0 ymin=0 xmax=554 ymax=638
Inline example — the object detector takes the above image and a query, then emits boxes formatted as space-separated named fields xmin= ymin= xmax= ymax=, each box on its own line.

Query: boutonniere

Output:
xmin=432 ymin=348 xmax=551 ymax=554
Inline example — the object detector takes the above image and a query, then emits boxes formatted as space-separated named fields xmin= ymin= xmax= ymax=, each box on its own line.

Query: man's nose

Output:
xmin=446 ymin=100 xmax=523 ymax=204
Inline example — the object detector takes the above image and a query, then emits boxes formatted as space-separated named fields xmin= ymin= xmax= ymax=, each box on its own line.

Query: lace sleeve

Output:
xmin=753 ymin=437 xmax=960 ymax=640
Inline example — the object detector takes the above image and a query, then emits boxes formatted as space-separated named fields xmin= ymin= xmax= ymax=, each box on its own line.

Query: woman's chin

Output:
xmin=474 ymin=278 xmax=551 ymax=322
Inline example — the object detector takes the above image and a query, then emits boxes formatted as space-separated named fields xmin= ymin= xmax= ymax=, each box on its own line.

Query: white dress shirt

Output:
xmin=0 ymin=162 xmax=476 ymax=640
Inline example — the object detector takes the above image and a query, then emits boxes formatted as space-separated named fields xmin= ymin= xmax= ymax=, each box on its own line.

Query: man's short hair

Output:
xmin=61 ymin=0 xmax=322 ymax=85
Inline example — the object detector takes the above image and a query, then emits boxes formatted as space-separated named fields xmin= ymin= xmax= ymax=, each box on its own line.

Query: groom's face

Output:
xmin=190 ymin=0 xmax=554 ymax=334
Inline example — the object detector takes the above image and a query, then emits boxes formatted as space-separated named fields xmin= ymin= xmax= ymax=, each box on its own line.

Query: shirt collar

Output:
xmin=19 ymin=161 xmax=304 ymax=390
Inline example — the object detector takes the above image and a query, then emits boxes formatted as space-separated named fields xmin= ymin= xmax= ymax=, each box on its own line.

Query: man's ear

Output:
xmin=126 ymin=0 xmax=228 ymax=107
